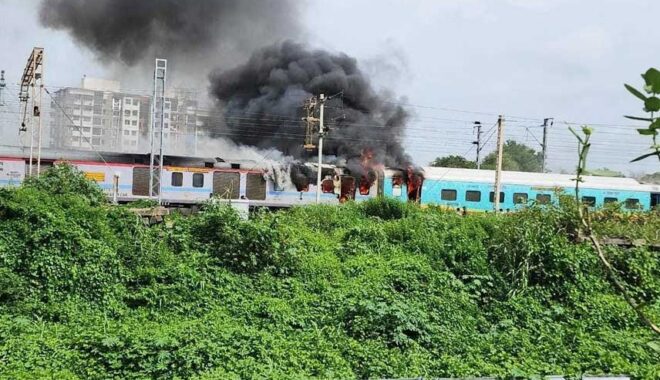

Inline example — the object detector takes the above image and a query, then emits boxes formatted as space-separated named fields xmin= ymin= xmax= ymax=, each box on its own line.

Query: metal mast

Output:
xmin=149 ymin=58 xmax=167 ymax=204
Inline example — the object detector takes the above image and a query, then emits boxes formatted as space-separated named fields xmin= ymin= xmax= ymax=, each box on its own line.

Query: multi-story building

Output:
xmin=49 ymin=78 xmax=201 ymax=155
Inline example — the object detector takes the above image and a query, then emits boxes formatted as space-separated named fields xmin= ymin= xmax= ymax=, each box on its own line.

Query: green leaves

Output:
xmin=631 ymin=151 xmax=659 ymax=162
xmin=644 ymin=96 xmax=660 ymax=112
xmin=625 ymin=83 xmax=647 ymax=101
xmin=642 ymin=68 xmax=660 ymax=94
xmin=625 ymin=68 xmax=660 ymax=163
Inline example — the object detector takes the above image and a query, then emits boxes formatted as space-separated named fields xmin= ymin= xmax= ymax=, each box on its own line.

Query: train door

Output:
xmin=132 ymin=167 xmax=152 ymax=196
xmin=340 ymin=176 xmax=356 ymax=202
xmin=246 ymin=173 xmax=267 ymax=200
xmin=213 ymin=171 xmax=240 ymax=199
xmin=652 ymin=193 xmax=660 ymax=209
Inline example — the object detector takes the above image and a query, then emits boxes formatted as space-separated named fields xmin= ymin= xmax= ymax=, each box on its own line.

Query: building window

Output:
xmin=489 ymin=191 xmax=505 ymax=203
xmin=171 ymin=172 xmax=183 ymax=187
xmin=125 ymin=120 xmax=130 ymax=125
xmin=131 ymin=131 xmax=137 ymax=136
xmin=465 ymin=190 xmax=481 ymax=202
xmin=604 ymin=197 xmax=618 ymax=204
xmin=192 ymin=173 xmax=204 ymax=188
xmin=133 ymin=99 xmax=140 ymax=106
xmin=125 ymin=98 xmax=132 ymax=104
xmin=132 ymin=120 xmax=137 ymax=126
xmin=581 ymin=196 xmax=596 ymax=207
xmin=513 ymin=193 xmax=528 ymax=204
xmin=536 ymin=194 xmax=552 ymax=205
xmin=441 ymin=189 xmax=457 ymax=201
xmin=625 ymin=198 xmax=640 ymax=209
xmin=132 ymin=110 xmax=138 ymax=116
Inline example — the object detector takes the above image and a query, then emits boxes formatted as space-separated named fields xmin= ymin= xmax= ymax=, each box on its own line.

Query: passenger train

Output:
xmin=1 ymin=153 xmax=659 ymax=211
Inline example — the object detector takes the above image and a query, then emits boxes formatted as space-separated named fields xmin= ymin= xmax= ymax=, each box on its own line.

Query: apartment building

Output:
xmin=49 ymin=78 xmax=201 ymax=155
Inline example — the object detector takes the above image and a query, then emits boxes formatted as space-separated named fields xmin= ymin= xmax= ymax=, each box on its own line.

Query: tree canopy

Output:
xmin=586 ymin=168 xmax=625 ymax=177
xmin=429 ymin=155 xmax=477 ymax=169
xmin=640 ymin=172 xmax=660 ymax=184
xmin=481 ymin=140 xmax=543 ymax=172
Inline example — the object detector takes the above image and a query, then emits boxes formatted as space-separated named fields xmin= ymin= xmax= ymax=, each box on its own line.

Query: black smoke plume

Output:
xmin=210 ymin=41 xmax=412 ymax=172
xmin=39 ymin=0 xmax=301 ymax=66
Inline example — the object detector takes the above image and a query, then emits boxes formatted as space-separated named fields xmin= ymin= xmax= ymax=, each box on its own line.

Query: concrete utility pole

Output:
xmin=472 ymin=121 xmax=482 ymax=169
xmin=19 ymin=48 xmax=44 ymax=177
xmin=541 ymin=117 xmax=553 ymax=173
xmin=315 ymin=94 xmax=325 ymax=204
xmin=494 ymin=115 xmax=505 ymax=212
xmin=0 ymin=70 xmax=6 ymax=106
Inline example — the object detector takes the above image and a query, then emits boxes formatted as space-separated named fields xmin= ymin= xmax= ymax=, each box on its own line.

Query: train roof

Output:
xmin=422 ymin=166 xmax=660 ymax=192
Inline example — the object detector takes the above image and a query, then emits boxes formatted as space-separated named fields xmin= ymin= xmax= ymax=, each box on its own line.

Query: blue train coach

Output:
xmin=418 ymin=167 xmax=660 ymax=211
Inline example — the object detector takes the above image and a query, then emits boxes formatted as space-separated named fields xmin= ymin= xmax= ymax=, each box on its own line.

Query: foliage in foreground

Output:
xmin=0 ymin=165 xmax=658 ymax=379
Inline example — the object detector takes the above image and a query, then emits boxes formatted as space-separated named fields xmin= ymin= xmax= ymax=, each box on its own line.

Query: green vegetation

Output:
xmin=482 ymin=140 xmax=543 ymax=172
xmin=0 ymin=165 xmax=658 ymax=379
xmin=430 ymin=141 xmax=543 ymax=172
xmin=640 ymin=171 xmax=660 ymax=184
xmin=586 ymin=168 xmax=625 ymax=177
xmin=430 ymin=155 xmax=477 ymax=169
xmin=625 ymin=67 xmax=660 ymax=163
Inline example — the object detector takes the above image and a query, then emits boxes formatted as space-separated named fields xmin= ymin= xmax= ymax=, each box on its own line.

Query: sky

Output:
xmin=1 ymin=0 xmax=659 ymax=175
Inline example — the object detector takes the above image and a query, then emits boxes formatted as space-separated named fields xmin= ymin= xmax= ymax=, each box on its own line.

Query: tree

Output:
xmin=586 ymin=168 xmax=625 ymax=177
xmin=429 ymin=155 xmax=476 ymax=168
xmin=624 ymin=67 xmax=660 ymax=162
xmin=481 ymin=140 xmax=543 ymax=172
xmin=640 ymin=172 xmax=660 ymax=184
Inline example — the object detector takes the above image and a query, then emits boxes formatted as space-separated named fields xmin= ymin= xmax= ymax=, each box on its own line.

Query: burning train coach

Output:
xmin=1 ymin=154 xmax=658 ymax=211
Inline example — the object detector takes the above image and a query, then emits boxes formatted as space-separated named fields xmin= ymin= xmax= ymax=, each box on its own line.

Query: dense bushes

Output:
xmin=0 ymin=165 xmax=658 ymax=379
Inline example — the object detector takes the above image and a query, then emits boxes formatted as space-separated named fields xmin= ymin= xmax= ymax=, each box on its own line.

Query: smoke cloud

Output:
xmin=38 ymin=0 xmax=302 ymax=77
xmin=210 ymin=41 xmax=412 ymax=172
xmin=38 ymin=1 xmax=413 ymax=175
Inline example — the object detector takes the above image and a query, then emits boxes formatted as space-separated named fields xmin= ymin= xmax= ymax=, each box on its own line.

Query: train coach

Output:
xmin=1 ymin=155 xmax=659 ymax=211
xmin=418 ymin=167 xmax=660 ymax=211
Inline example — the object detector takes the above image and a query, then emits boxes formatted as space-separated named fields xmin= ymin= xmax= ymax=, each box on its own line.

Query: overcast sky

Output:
xmin=1 ymin=0 xmax=660 ymax=174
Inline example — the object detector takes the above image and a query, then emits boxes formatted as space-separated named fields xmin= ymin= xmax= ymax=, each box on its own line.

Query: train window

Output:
xmin=441 ymin=189 xmax=457 ymax=201
xmin=489 ymin=191 xmax=505 ymax=203
xmin=465 ymin=190 xmax=481 ymax=202
xmin=581 ymin=196 xmax=596 ymax=207
xmin=625 ymin=198 xmax=640 ymax=209
xmin=192 ymin=173 xmax=204 ymax=188
xmin=171 ymin=172 xmax=183 ymax=187
xmin=322 ymin=179 xmax=335 ymax=193
xmin=604 ymin=197 xmax=618 ymax=204
xmin=536 ymin=194 xmax=552 ymax=204
xmin=513 ymin=193 xmax=528 ymax=204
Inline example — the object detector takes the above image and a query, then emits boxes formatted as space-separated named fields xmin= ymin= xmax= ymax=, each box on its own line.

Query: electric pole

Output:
xmin=494 ymin=115 xmax=505 ymax=212
xmin=301 ymin=94 xmax=327 ymax=204
xmin=541 ymin=117 xmax=553 ymax=173
xmin=316 ymin=94 xmax=326 ymax=204
xmin=0 ymin=70 xmax=6 ymax=106
xmin=472 ymin=121 xmax=482 ymax=169
xmin=19 ymin=48 xmax=44 ymax=177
